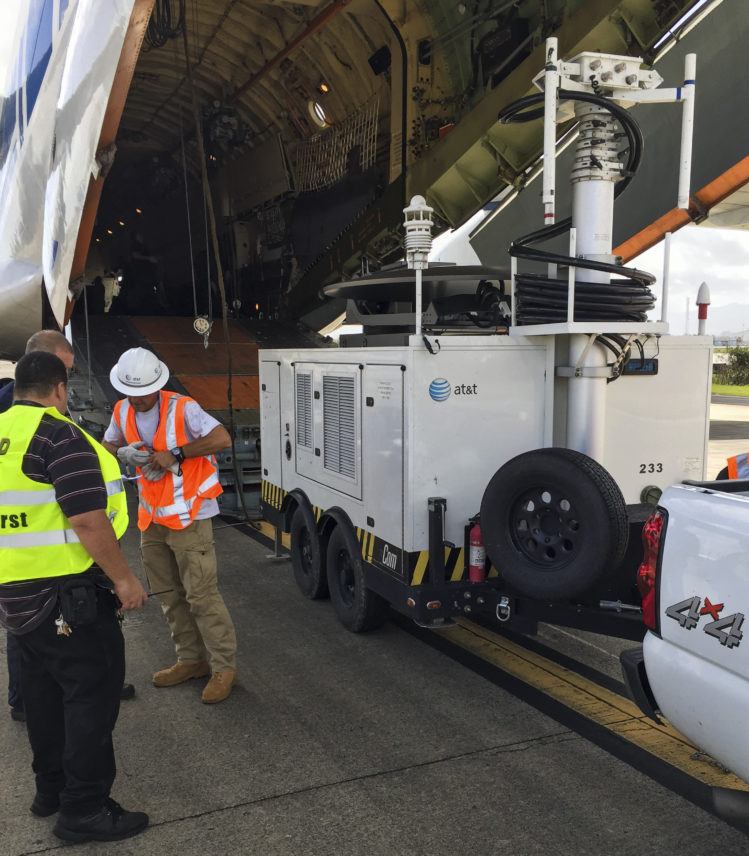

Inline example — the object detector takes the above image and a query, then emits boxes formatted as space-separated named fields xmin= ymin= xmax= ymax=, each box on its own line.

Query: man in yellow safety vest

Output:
xmin=0 ymin=351 xmax=149 ymax=844
xmin=1 ymin=329 xmax=135 ymax=724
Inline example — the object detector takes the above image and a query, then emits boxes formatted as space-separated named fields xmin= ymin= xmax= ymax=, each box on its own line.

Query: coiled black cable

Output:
xmin=145 ymin=0 xmax=185 ymax=50
xmin=498 ymin=90 xmax=657 ymax=326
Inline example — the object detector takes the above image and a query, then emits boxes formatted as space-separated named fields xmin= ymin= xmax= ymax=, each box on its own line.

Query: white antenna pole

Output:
xmin=660 ymin=232 xmax=671 ymax=323
xmin=543 ymin=38 xmax=559 ymax=282
xmin=677 ymin=53 xmax=696 ymax=210
xmin=542 ymin=38 xmax=558 ymax=227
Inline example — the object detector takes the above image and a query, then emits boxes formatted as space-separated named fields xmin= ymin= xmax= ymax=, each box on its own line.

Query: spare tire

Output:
xmin=480 ymin=448 xmax=628 ymax=601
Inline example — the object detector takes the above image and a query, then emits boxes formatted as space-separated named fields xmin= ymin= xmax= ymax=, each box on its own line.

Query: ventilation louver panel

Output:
xmin=295 ymin=373 xmax=313 ymax=448
xmin=323 ymin=375 xmax=356 ymax=480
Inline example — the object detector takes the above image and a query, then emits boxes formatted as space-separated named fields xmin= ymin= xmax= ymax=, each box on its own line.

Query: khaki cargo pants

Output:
xmin=141 ymin=518 xmax=237 ymax=672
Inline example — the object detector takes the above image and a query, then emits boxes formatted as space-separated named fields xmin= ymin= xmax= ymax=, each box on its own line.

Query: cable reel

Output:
xmin=193 ymin=315 xmax=212 ymax=348
xmin=498 ymin=89 xmax=656 ymax=330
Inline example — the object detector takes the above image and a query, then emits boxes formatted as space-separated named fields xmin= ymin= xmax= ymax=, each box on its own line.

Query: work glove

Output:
xmin=141 ymin=460 xmax=180 ymax=481
xmin=117 ymin=441 xmax=151 ymax=468
xmin=141 ymin=462 xmax=167 ymax=482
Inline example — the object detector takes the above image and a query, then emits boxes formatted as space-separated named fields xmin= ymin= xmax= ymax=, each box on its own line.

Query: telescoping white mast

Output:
xmin=507 ymin=40 xmax=696 ymax=463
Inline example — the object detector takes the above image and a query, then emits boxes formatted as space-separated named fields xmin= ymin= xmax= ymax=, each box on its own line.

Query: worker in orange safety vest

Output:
xmin=102 ymin=348 xmax=237 ymax=705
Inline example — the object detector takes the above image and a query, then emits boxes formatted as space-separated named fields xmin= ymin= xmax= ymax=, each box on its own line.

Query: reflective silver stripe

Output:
xmin=0 ymin=529 xmax=81 ymax=548
xmin=150 ymin=496 xmax=195 ymax=517
xmin=171 ymin=470 xmax=185 ymax=506
xmin=118 ymin=400 xmax=130 ymax=438
xmin=140 ymin=495 xmax=191 ymax=517
xmin=153 ymin=508 xmax=193 ymax=527
xmin=197 ymin=471 xmax=219 ymax=494
xmin=0 ymin=488 xmax=57 ymax=505
xmin=105 ymin=478 xmax=124 ymax=497
xmin=165 ymin=395 xmax=180 ymax=451
xmin=736 ymin=454 xmax=749 ymax=479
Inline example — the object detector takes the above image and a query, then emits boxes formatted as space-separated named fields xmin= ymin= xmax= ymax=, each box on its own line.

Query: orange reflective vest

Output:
xmin=113 ymin=391 xmax=222 ymax=531
xmin=727 ymin=453 xmax=749 ymax=480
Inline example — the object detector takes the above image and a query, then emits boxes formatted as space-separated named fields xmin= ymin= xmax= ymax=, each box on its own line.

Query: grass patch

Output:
xmin=713 ymin=383 xmax=749 ymax=397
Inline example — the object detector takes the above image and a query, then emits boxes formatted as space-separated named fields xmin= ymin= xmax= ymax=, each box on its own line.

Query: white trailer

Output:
xmin=260 ymin=329 xmax=709 ymax=631
xmin=259 ymin=42 xmax=712 ymax=636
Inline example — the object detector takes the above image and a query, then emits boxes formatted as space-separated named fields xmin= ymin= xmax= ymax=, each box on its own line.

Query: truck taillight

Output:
xmin=637 ymin=510 xmax=665 ymax=632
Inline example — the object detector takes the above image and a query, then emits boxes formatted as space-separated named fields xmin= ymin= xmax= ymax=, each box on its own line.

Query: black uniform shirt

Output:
xmin=0 ymin=401 xmax=108 ymax=633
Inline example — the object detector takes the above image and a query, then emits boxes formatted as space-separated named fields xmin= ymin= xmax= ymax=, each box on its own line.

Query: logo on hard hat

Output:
xmin=428 ymin=378 xmax=451 ymax=402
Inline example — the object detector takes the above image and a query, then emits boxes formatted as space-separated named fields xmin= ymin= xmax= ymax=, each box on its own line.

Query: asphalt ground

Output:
xmin=1 ymin=405 xmax=749 ymax=855
xmin=2 ymin=497 xmax=749 ymax=855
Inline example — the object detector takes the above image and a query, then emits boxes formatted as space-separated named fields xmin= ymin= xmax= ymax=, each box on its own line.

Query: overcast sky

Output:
xmin=634 ymin=225 xmax=749 ymax=335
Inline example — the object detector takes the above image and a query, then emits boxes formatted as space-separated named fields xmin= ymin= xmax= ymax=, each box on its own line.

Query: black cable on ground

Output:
xmin=497 ymin=90 xmax=657 ymax=328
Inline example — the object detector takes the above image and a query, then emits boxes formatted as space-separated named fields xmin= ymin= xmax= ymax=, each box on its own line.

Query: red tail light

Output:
xmin=637 ymin=510 xmax=665 ymax=631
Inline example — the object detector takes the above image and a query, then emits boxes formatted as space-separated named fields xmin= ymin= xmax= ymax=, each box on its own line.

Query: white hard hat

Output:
xmin=109 ymin=347 xmax=169 ymax=396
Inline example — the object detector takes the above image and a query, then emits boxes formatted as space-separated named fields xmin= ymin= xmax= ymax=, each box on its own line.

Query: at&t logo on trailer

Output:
xmin=428 ymin=378 xmax=479 ymax=401
xmin=428 ymin=378 xmax=451 ymax=401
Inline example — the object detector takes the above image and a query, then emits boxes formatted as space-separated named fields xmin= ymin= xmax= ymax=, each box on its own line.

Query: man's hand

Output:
xmin=141 ymin=461 xmax=167 ymax=482
xmin=114 ymin=573 xmax=148 ymax=611
xmin=117 ymin=441 xmax=151 ymax=468
xmin=151 ymin=450 xmax=177 ymax=470
xmin=69 ymin=510 xmax=148 ymax=605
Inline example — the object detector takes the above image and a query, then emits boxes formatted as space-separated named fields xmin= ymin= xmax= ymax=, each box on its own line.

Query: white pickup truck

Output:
xmin=621 ymin=479 xmax=749 ymax=787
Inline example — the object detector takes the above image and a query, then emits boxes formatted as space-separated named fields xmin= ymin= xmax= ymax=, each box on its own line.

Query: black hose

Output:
xmin=497 ymin=90 xmax=656 ymax=325
xmin=145 ymin=0 xmax=185 ymax=50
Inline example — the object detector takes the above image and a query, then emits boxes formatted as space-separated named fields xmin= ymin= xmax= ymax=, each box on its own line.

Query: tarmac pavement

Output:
xmin=2 ymin=491 xmax=747 ymax=856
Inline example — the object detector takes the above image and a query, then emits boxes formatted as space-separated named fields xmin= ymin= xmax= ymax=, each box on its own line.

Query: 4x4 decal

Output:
xmin=665 ymin=596 xmax=744 ymax=649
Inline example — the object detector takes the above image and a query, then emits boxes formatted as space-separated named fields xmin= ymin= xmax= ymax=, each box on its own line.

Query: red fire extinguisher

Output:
xmin=468 ymin=520 xmax=487 ymax=582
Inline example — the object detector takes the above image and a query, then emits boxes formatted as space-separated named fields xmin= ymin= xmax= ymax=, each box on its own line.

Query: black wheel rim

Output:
xmin=510 ymin=486 xmax=581 ymax=569
xmin=298 ymin=527 xmax=313 ymax=578
xmin=335 ymin=548 xmax=356 ymax=607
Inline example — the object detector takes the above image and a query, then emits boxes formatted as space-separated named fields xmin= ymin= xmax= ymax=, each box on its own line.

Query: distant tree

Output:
xmin=725 ymin=346 xmax=749 ymax=385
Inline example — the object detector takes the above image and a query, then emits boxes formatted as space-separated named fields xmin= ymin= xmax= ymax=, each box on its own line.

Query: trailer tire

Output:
xmin=480 ymin=448 xmax=628 ymax=601
xmin=326 ymin=525 xmax=388 ymax=632
xmin=290 ymin=506 xmax=328 ymax=600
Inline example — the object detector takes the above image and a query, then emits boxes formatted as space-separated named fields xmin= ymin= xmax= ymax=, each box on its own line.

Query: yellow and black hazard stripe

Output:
xmin=355 ymin=528 xmax=403 ymax=579
xmin=409 ymin=546 xmax=499 ymax=586
xmin=260 ymin=480 xmax=288 ymax=511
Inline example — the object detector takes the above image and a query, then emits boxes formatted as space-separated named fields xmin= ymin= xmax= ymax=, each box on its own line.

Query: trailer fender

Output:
xmin=283 ymin=489 xmax=308 ymax=532
xmin=318 ymin=507 xmax=357 ymax=560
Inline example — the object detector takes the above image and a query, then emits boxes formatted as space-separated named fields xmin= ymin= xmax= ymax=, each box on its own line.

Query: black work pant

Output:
xmin=7 ymin=631 xmax=23 ymax=711
xmin=16 ymin=589 xmax=125 ymax=817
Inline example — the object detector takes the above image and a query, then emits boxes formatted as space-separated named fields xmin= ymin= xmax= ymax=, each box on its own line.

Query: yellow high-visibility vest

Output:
xmin=0 ymin=404 xmax=128 ymax=584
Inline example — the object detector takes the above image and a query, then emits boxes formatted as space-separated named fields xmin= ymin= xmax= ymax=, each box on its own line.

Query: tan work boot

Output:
xmin=201 ymin=670 xmax=236 ymax=704
xmin=152 ymin=660 xmax=210 ymax=688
